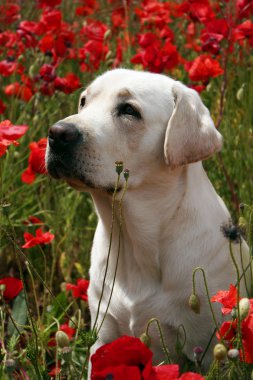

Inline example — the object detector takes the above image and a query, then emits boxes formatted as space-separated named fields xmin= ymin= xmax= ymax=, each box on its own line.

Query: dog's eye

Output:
xmin=80 ymin=97 xmax=86 ymax=109
xmin=117 ymin=103 xmax=141 ymax=119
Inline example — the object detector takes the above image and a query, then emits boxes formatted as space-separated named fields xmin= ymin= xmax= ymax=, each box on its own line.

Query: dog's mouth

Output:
xmin=47 ymin=157 xmax=122 ymax=194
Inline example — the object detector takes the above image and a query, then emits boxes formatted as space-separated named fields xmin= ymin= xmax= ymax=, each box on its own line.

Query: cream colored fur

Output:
xmin=46 ymin=69 xmax=250 ymax=372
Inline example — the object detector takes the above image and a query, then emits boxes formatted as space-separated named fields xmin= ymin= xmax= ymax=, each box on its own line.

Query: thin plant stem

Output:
xmin=192 ymin=267 xmax=223 ymax=344
xmin=229 ymin=241 xmax=245 ymax=361
xmin=26 ymin=262 xmax=40 ymax=324
xmin=146 ymin=318 xmax=172 ymax=364
xmin=91 ymin=174 xmax=120 ymax=334
xmin=97 ymin=177 xmax=129 ymax=334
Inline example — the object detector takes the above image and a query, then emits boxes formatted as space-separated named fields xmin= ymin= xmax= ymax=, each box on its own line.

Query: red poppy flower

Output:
xmin=0 ymin=4 xmax=20 ymax=25
xmin=75 ymin=0 xmax=99 ymax=16
xmin=201 ymin=19 xmax=229 ymax=54
xmin=23 ymin=216 xmax=44 ymax=225
xmin=48 ymin=366 xmax=61 ymax=377
xmin=0 ymin=120 xmax=28 ymax=157
xmin=91 ymin=336 xmax=153 ymax=380
xmin=4 ymin=81 xmax=33 ymax=102
xmin=91 ymin=336 xmax=205 ymax=380
xmin=22 ymin=228 xmax=55 ymax=249
xmin=176 ymin=0 xmax=215 ymax=23
xmin=185 ymin=54 xmax=224 ymax=82
xmin=38 ymin=0 xmax=62 ymax=7
xmin=54 ymin=73 xmax=81 ymax=94
xmin=21 ymin=138 xmax=47 ymax=184
xmin=211 ymin=284 xmax=239 ymax=315
xmin=0 ymin=277 xmax=23 ymax=301
xmin=217 ymin=316 xmax=253 ymax=363
xmin=66 ymin=279 xmax=89 ymax=301
xmin=0 ymin=59 xmax=20 ymax=77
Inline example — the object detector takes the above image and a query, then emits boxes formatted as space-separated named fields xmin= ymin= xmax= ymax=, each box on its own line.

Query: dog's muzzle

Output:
xmin=46 ymin=122 xmax=82 ymax=179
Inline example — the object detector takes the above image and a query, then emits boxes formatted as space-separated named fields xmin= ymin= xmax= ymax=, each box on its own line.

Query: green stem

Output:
xmin=146 ymin=318 xmax=172 ymax=364
xmin=97 ymin=177 xmax=128 ymax=334
xmin=91 ymin=174 xmax=120 ymax=335
xmin=192 ymin=267 xmax=222 ymax=343
xmin=229 ymin=241 xmax=245 ymax=361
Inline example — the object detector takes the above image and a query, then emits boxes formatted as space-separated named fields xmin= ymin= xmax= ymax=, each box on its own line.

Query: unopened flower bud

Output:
xmin=61 ymin=346 xmax=72 ymax=362
xmin=56 ymin=331 xmax=69 ymax=348
xmin=193 ymin=346 xmax=203 ymax=362
xmin=189 ymin=294 xmax=201 ymax=314
xmin=239 ymin=203 xmax=245 ymax=211
xmin=123 ymin=169 xmax=130 ymax=181
xmin=236 ymin=84 xmax=245 ymax=101
xmin=227 ymin=348 xmax=239 ymax=361
xmin=213 ymin=343 xmax=227 ymax=361
xmin=239 ymin=298 xmax=250 ymax=320
xmin=238 ymin=216 xmax=247 ymax=229
xmin=231 ymin=307 xmax=237 ymax=319
xmin=104 ymin=30 xmax=111 ymax=41
xmin=0 ymin=284 xmax=6 ymax=293
xmin=139 ymin=332 xmax=151 ymax=347
xmin=115 ymin=161 xmax=123 ymax=175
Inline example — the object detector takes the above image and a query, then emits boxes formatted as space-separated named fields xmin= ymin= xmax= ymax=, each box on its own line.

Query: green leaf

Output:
xmin=7 ymin=290 xmax=27 ymax=336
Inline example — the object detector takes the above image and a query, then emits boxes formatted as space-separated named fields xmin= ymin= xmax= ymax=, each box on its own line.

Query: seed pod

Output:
xmin=56 ymin=331 xmax=69 ymax=348
xmin=213 ymin=343 xmax=227 ymax=361
xmin=227 ymin=348 xmax=239 ymax=361
xmin=239 ymin=298 xmax=250 ymax=320
xmin=139 ymin=332 xmax=151 ymax=347
xmin=189 ymin=294 xmax=201 ymax=314
xmin=123 ymin=169 xmax=130 ymax=181
xmin=115 ymin=161 xmax=123 ymax=175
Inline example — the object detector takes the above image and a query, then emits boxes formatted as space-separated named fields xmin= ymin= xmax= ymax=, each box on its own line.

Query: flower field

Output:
xmin=0 ymin=0 xmax=253 ymax=379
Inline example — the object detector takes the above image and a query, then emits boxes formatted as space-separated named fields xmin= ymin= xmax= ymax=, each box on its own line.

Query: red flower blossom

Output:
xmin=201 ymin=19 xmax=229 ymax=54
xmin=66 ymin=279 xmax=89 ymax=301
xmin=211 ymin=284 xmax=239 ymax=315
xmin=91 ymin=336 xmax=153 ymax=380
xmin=217 ymin=316 xmax=253 ymax=363
xmin=22 ymin=228 xmax=54 ymax=249
xmin=0 ymin=120 xmax=28 ymax=157
xmin=131 ymin=33 xmax=179 ymax=73
xmin=21 ymin=138 xmax=47 ymax=184
xmin=4 ymin=81 xmax=33 ymax=102
xmin=54 ymin=73 xmax=81 ymax=94
xmin=75 ymin=0 xmax=99 ymax=17
xmin=38 ymin=0 xmax=62 ymax=7
xmin=185 ymin=54 xmax=224 ymax=82
xmin=0 ymin=277 xmax=23 ymax=301
xmin=0 ymin=59 xmax=20 ymax=77
xmin=0 ymin=4 xmax=20 ymax=25
xmin=91 ymin=336 xmax=205 ymax=380
xmin=23 ymin=216 xmax=44 ymax=225
xmin=176 ymin=0 xmax=215 ymax=23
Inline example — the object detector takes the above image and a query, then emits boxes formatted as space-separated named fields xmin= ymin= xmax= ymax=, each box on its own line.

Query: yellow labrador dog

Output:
xmin=46 ymin=69 xmax=249 ymax=367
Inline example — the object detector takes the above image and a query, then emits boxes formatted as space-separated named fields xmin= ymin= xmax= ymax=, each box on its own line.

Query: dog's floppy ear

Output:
xmin=164 ymin=83 xmax=222 ymax=169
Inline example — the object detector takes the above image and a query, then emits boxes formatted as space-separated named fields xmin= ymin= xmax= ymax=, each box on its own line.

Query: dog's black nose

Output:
xmin=48 ymin=122 xmax=80 ymax=149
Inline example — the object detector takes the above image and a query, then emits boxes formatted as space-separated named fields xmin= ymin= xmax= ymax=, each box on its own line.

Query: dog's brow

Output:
xmin=117 ymin=89 xmax=133 ymax=98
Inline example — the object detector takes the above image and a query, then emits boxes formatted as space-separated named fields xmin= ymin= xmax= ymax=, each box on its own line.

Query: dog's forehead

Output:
xmin=85 ymin=69 xmax=173 ymax=101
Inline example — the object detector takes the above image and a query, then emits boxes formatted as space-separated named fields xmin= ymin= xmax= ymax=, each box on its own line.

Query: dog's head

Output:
xmin=46 ymin=69 xmax=222 ymax=192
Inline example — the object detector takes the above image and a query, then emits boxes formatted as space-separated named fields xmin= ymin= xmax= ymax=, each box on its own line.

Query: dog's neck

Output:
xmin=90 ymin=162 xmax=212 ymax=281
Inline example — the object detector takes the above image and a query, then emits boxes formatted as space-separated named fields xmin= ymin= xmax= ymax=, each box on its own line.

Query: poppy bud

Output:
xmin=115 ymin=161 xmax=123 ymax=175
xmin=56 ymin=331 xmax=69 ymax=348
xmin=139 ymin=332 xmax=151 ymax=347
xmin=193 ymin=346 xmax=203 ymax=362
xmin=0 ymin=284 xmax=6 ymax=294
xmin=213 ymin=343 xmax=227 ymax=361
xmin=61 ymin=346 xmax=72 ymax=362
xmin=238 ymin=217 xmax=247 ymax=229
xmin=239 ymin=298 xmax=250 ymax=320
xmin=236 ymin=84 xmax=245 ymax=101
xmin=104 ymin=30 xmax=111 ymax=41
xmin=227 ymin=348 xmax=239 ymax=361
xmin=189 ymin=294 xmax=201 ymax=314
xmin=123 ymin=169 xmax=130 ymax=181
